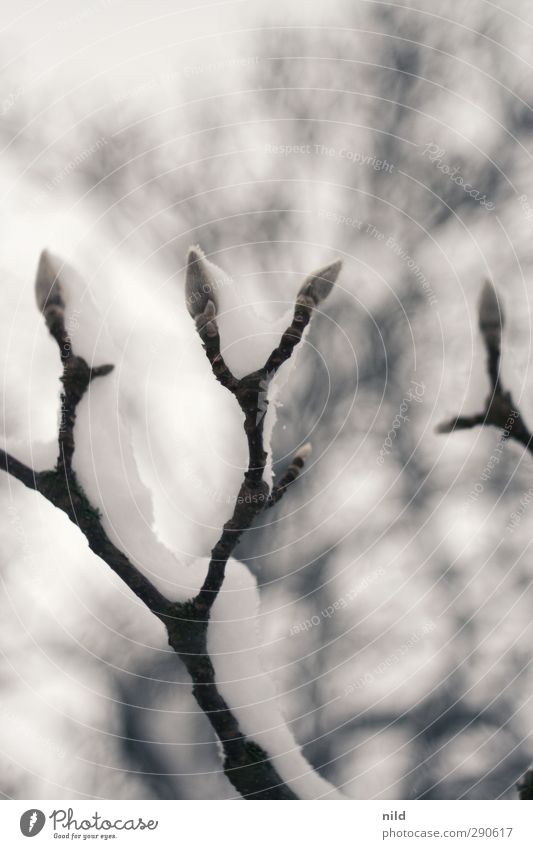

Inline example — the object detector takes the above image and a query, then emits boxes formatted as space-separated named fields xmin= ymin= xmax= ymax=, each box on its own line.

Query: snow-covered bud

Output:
xmin=295 ymin=442 xmax=312 ymax=462
xmin=35 ymin=249 xmax=68 ymax=343
xmin=196 ymin=298 xmax=218 ymax=338
xmin=185 ymin=246 xmax=219 ymax=320
xmin=478 ymin=280 xmax=504 ymax=350
xmin=35 ymin=249 xmax=64 ymax=316
xmin=297 ymin=259 xmax=342 ymax=307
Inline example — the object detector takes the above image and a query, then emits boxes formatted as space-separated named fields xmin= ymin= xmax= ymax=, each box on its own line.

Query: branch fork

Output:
xmin=436 ymin=280 xmax=533 ymax=455
xmin=1 ymin=245 xmax=341 ymax=800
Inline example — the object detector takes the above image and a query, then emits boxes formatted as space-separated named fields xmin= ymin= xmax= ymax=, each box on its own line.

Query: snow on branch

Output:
xmin=1 ymin=246 xmax=341 ymax=800
xmin=187 ymin=247 xmax=342 ymax=615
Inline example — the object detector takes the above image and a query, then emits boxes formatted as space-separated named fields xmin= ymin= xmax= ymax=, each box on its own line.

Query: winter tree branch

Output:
xmin=436 ymin=280 xmax=533 ymax=799
xmin=436 ymin=280 xmax=533 ymax=454
xmin=1 ymin=247 xmax=341 ymax=800
xmin=187 ymin=247 xmax=341 ymax=615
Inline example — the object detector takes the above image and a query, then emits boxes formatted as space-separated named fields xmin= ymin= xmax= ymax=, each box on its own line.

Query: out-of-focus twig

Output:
xmin=437 ymin=280 xmax=533 ymax=800
xmin=436 ymin=280 xmax=533 ymax=455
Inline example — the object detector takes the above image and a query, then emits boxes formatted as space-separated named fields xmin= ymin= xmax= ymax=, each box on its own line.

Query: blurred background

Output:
xmin=2 ymin=0 xmax=533 ymax=800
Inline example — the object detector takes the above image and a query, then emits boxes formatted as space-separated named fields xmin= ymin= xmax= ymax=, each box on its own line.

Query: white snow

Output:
xmin=208 ymin=555 xmax=344 ymax=799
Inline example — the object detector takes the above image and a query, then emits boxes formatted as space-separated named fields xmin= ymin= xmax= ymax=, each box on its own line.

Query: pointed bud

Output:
xmin=297 ymin=259 xmax=342 ymax=306
xmin=185 ymin=246 xmax=219 ymax=319
xmin=196 ymin=298 xmax=218 ymax=338
xmin=35 ymin=249 xmax=64 ymax=315
xmin=91 ymin=363 xmax=115 ymax=379
xmin=296 ymin=442 xmax=312 ymax=461
xmin=478 ymin=280 xmax=504 ymax=350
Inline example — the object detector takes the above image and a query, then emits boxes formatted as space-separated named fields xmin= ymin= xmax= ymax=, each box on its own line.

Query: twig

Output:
xmin=268 ymin=443 xmax=312 ymax=508
xmin=187 ymin=248 xmax=340 ymax=614
xmin=436 ymin=279 xmax=533 ymax=800
xmin=1 ymin=247 xmax=341 ymax=800
xmin=435 ymin=280 xmax=533 ymax=455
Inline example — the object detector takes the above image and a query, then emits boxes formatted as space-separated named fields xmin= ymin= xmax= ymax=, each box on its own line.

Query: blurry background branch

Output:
xmin=437 ymin=281 xmax=533 ymax=800
xmin=436 ymin=281 xmax=533 ymax=455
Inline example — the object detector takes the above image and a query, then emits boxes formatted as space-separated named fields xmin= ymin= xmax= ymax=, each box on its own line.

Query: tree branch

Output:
xmin=436 ymin=279 xmax=533 ymax=800
xmin=436 ymin=280 xmax=533 ymax=455
xmin=0 ymin=449 xmax=38 ymax=490
xmin=2 ymin=247 xmax=341 ymax=800
xmin=268 ymin=443 xmax=312 ymax=508
xmin=187 ymin=250 xmax=341 ymax=615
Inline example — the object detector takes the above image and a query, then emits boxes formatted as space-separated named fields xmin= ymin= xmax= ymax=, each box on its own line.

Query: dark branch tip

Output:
xmin=478 ymin=279 xmax=504 ymax=345
xmin=90 ymin=363 xmax=115 ymax=379
xmin=35 ymin=249 xmax=64 ymax=315
xmin=185 ymin=245 xmax=219 ymax=320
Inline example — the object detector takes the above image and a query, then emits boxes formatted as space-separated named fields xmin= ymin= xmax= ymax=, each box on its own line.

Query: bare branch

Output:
xmin=434 ymin=414 xmax=487 ymax=434
xmin=263 ymin=259 xmax=342 ymax=377
xmin=0 ymin=448 xmax=38 ymax=490
xmin=1 ymin=247 xmax=342 ymax=800
xmin=186 ymin=247 xmax=239 ymax=394
xmin=478 ymin=279 xmax=504 ymax=391
xmin=35 ymin=251 xmax=115 ymax=476
xmin=188 ymin=254 xmax=341 ymax=616
xmin=436 ymin=281 xmax=533 ymax=456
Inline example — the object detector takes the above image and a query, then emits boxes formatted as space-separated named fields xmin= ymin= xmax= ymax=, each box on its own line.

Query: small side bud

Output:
xmin=478 ymin=280 xmax=504 ymax=350
xmin=196 ymin=298 xmax=218 ymax=338
xmin=296 ymin=442 xmax=312 ymax=461
xmin=35 ymin=249 xmax=64 ymax=315
xmin=90 ymin=363 xmax=115 ymax=379
xmin=297 ymin=259 xmax=342 ymax=306
xmin=185 ymin=246 xmax=219 ymax=319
